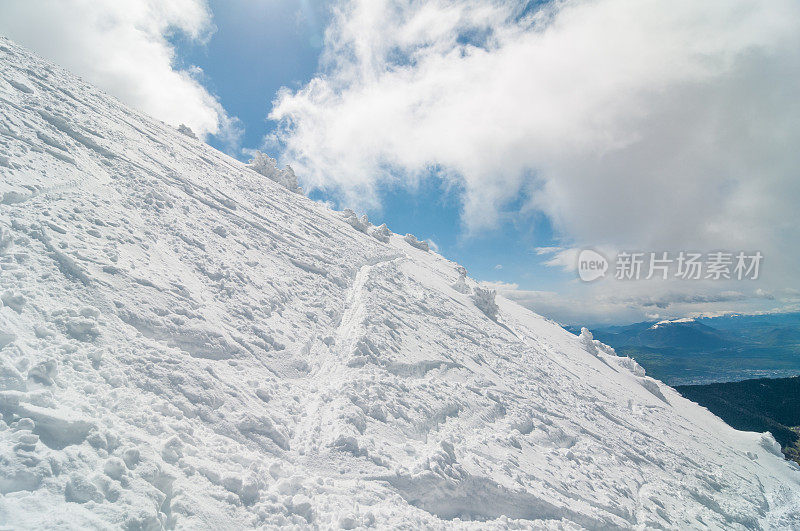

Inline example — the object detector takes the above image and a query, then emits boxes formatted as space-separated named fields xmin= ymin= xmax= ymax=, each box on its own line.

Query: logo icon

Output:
xmin=577 ymin=249 xmax=608 ymax=282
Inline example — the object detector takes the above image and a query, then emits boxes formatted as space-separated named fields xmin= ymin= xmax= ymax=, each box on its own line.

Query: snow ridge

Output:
xmin=0 ymin=37 xmax=799 ymax=529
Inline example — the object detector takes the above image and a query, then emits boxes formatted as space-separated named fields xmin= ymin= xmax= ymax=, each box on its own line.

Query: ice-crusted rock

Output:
xmin=247 ymin=150 xmax=302 ymax=193
xmin=579 ymin=328 xmax=648 ymax=377
xmin=176 ymin=124 xmax=196 ymax=139
xmin=403 ymin=233 xmax=429 ymax=251
xmin=579 ymin=327 xmax=599 ymax=356
xmin=450 ymin=276 xmax=471 ymax=294
xmin=760 ymin=432 xmax=784 ymax=456
xmin=450 ymin=265 xmax=472 ymax=294
xmin=472 ymin=287 xmax=499 ymax=320
xmin=370 ymin=223 xmax=392 ymax=243
xmin=342 ymin=209 xmax=370 ymax=233
xmin=609 ymin=354 xmax=646 ymax=377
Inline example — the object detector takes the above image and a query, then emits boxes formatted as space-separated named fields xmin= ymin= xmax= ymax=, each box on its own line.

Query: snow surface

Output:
xmin=0 ymin=37 xmax=799 ymax=529
xmin=650 ymin=318 xmax=696 ymax=330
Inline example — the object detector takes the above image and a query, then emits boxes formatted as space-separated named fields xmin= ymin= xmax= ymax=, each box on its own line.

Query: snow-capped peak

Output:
xmin=650 ymin=317 xmax=697 ymax=329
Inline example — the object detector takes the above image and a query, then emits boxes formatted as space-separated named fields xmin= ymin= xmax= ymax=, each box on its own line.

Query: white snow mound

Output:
xmin=0 ymin=37 xmax=798 ymax=529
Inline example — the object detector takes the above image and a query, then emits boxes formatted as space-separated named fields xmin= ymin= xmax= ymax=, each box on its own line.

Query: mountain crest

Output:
xmin=1 ymin=37 xmax=798 ymax=529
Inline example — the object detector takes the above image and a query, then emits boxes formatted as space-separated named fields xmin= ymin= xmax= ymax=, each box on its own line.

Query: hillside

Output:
xmin=1 ymin=37 xmax=799 ymax=529
xmin=677 ymin=377 xmax=800 ymax=464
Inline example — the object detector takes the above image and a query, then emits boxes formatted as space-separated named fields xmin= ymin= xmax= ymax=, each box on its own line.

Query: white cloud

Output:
xmin=0 ymin=0 xmax=237 ymax=141
xmin=534 ymin=247 xmax=563 ymax=256
xmin=485 ymin=278 xmax=796 ymax=326
xmin=271 ymin=0 xmax=800 ymax=322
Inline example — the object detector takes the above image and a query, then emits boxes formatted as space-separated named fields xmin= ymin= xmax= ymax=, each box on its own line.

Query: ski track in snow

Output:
xmin=0 ymin=36 xmax=799 ymax=529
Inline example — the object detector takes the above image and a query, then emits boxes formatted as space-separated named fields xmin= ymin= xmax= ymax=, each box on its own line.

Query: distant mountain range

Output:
xmin=569 ymin=313 xmax=800 ymax=385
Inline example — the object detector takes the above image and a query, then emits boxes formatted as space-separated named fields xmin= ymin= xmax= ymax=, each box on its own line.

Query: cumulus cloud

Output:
xmin=270 ymin=0 xmax=800 ymax=324
xmin=518 ymin=245 xmax=791 ymax=323
xmin=271 ymin=0 xmax=800 ymax=293
xmin=483 ymin=278 xmax=794 ymax=325
xmin=0 ymin=0 xmax=238 ymax=141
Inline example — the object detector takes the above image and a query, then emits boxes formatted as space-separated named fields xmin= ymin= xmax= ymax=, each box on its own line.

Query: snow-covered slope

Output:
xmin=0 ymin=37 xmax=798 ymax=529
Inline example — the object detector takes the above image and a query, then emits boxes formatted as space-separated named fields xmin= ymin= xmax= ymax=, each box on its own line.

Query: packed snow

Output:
xmin=0 ymin=37 xmax=799 ymax=529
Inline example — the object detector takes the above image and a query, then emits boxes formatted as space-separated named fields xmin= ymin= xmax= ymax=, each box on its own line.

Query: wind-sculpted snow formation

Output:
xmin=246 ymin=152 xmax=301 ymax=195
xmin=0 ymin=37 xmax=798 ymax=529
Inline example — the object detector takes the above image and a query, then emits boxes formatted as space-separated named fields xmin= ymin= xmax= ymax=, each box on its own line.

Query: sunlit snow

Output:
xmin=0 ymin=37 xmax=798 ymax=529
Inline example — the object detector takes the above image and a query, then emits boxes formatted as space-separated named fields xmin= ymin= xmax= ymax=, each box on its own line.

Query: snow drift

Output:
xmin=0 ymin=37 xmax=798 ymax=529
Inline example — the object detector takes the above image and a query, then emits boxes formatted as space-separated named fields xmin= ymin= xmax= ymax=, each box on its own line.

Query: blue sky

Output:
xmin=171 ymin=0 xmax=328 ymax=151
